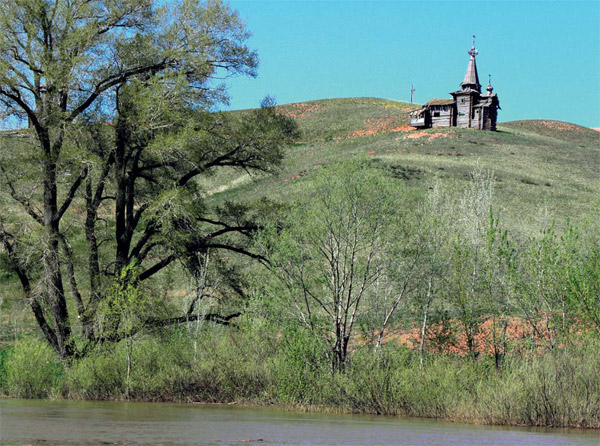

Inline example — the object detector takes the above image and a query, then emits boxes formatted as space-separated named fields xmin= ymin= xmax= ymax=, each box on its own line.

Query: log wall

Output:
xmin=430 ymin=105 xmax=455 ymax=128
xmin=456 ymin=95 xmax=472 ymax=128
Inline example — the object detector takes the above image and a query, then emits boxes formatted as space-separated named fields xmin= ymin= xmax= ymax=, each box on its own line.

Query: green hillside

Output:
xmin=203 ymin=97 xmax=599 ymax=234
xmin=3 ymin=97 xmax=597 ymax=233
xmin=1 ymin=97 xmax=598 ymax=336
xmin=2 ymin=99 xmax=600 ymax=427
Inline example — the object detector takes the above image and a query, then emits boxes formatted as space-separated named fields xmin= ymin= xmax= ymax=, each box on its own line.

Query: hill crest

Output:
xmin=211 ymin=97 xmax=599 ymax=233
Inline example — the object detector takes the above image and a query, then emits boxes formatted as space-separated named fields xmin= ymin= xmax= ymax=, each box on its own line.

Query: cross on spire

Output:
xmin=468 ymin=35 xmax=478 ymax=57
xmin=462 ymin=35 xmax=481 ymax=91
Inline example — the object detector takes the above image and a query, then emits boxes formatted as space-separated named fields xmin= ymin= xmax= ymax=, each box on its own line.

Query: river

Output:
xmin=1 ymin=399 xmax=598 ymax=445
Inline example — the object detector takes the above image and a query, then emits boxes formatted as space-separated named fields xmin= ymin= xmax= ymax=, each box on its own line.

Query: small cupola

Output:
xmin=486 ymin=74 xmax=494 ymax=94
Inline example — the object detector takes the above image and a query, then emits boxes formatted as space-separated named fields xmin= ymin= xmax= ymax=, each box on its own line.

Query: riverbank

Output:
xmin=3 ymin=398 xmax=599 ymax=446
xmin=1 ymin=332 xmax=599 ymax=430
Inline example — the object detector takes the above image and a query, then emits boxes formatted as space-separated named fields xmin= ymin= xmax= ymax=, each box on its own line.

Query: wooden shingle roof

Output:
xmin=425 ymin=99 xmax=455 ymax=106
xmin=462 ymin=55 xmax=481 ymax=90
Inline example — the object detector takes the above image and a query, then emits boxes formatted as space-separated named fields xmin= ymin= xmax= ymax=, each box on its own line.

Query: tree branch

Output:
xmin=204 ymin=243 xmax=268 ymax=264
xmin=177 ymin=142 xmax=250 ymax=187
xmin=129 ymin=222 xmax=158 ymax=262
xmin=0 ymin=87 xmax=42 ymax=131
xmin=66 ymin=60 xmax=169 ymax=123
xmin=56 ymin=165 xmax=88 ymax=222
xmin=147 ymin=311 xmax=241 ymax=328
xmin=138 ymin=254 xmax=176 ymax=281
xmin=0 ymin=223 xmax=59 ymax=350
xmin=1 ymin=164 xmax=44 ymax=225
xmin=97 ymin=312 xmax=241 ymax=344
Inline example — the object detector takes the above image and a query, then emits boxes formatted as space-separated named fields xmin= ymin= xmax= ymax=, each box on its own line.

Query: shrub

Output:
xmin=4 ymin=338 xmax=63 ymax=398
xmin=0 ymin=345 xmax=12 ymax=393
xmin=478 ymin=341 xmax=600 ymax=428
xmin=272 ymin=327 xmax=331 ymax=405
xmin=65 ymin=344 xmax=127 ymax=400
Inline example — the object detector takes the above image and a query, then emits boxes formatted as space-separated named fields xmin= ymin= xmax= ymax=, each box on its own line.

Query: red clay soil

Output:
xmin=536 ymin=120 xmax=580 ymax=131
xmin=272 ymin=170 xmax=308 ymax=186
xmin=335 ymin=117 xmax=416 ymax=140
xmin=277 ymin=102 xmax=324 ymax=119
xmin=378 ymin=316 xmax=559 ymax=356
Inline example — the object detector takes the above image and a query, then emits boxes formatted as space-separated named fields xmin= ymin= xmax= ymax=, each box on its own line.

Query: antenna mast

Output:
xmin=410 ymin=85 xmax=415 ymax=103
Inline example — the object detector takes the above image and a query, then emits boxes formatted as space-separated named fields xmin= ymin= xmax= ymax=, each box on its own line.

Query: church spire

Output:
xmin=461 ymin=35 xmax=481 ymax=92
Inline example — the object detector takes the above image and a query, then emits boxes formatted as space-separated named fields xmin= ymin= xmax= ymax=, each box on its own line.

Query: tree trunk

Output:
xmin=419 ymin=277 xmax=434 ymax=370
xmin=0 ymin=229 xmax=59 ymax=352
xmin=114 ymin=118 xmax=131 ymax=274
xmin=333 ymin=343 xmax=347 ymax=373
xmin=43 ymin=148 xmax=73 ymax=359
xmin=332 ymin=328 xmax=349 ymax=373
xmin=83 ymin=179 xmax=102 ymax=339
xmin=465 ymin=323 xmax=477 ymax=361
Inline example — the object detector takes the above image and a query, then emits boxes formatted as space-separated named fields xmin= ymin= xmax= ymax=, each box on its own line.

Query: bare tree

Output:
xmin=259 ymin=161 xmax=406 ymax=371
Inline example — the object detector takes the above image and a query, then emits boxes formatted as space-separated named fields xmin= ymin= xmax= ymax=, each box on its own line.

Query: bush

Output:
xmin=477 ymin=341 xmax=600 ymax=428
xmin=272 ymin=327 xmax=332 ymax=405
xmin=343 ymin=346 xmax=411 ymax=415
xmin=65 ymin=344 xmax=128 ymax=399
xmin=65 ymin=325 xmax=275 ymax=403
xmin=5 ymin=324 xmax=598 ymax=429
xmin=66 ymin=333 xmax=198 ymax=401
xmin=4 ymin=338 xmax=63 ymax=398
xmin=0 ymin=345 xmax=12 ymax=392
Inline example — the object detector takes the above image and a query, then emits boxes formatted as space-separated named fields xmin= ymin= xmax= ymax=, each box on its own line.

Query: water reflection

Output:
xmin=1 ymin=399 xmax=598 ymax=446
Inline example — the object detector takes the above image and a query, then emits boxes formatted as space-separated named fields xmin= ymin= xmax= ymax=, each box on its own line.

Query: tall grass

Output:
xmin=2 ymin=338 xmax=63 ymax=398
xmin=477 ymin=340 xmax=600 ymax=428
xmin=2 ymin=330 xmax=597 ymax=428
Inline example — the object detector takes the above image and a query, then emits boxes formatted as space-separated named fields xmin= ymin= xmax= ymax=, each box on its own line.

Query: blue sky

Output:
xmin=225 ymin=0 xmax=600 ymax=127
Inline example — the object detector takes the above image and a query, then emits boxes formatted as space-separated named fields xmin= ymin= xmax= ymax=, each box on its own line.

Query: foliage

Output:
xmin=565 ymin=243 xmax=600 ymax=335
xmin=477 ymin=338 xmax=600 ymax=428
xmin=257 ymin=160 xmax=412 ymax=371
xmin=0 ymin=344 xmax=12 ymax=391
xmin=0 ymin=0 xmax=297 ymax=359
xmin=4 ymin=328 xmax=598 ymax=428
xmin=511 ymin=217 xmax=600 ymax=347
xmin=272 ymin=326 xmax=330 ymax=404
xmin=0 ymin=58 xmax=598 ymax=428
xmin=3 ymin=337 xmax=63 ymax=398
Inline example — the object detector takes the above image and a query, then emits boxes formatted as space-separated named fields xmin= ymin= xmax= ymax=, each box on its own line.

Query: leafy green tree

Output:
xmin=565 ymin=243 xmax=600 ymax=336
xmin=515 ymin=220 xmax=599 ymax=347
xmin=372 ymin=181 xmax=426 ymax=349
xmin=413 ymin=178 xmax=451 ymax=368
xmin=465 ymin=208 xmax=517 ymax=369
xmin=0 ymin=0 xmax=297 ymax=359
xmin=564 ymin=211 xmax=600 ymax=337
xmin=258 ymin=161 xmax=405 ymax=372
xmin=98 ymin=264 xmax=150 ymax=399
xmin=446 ymin=165 xmax=495 ymax=360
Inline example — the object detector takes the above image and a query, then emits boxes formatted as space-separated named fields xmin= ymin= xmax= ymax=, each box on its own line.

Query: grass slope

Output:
xmin=1 ymin=97 xmax=599 ymax=339
xmin=205 ymin=97 xmax=599 ymax=234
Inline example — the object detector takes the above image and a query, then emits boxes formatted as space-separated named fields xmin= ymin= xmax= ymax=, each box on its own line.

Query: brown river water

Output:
xmin=1 ymin=399 xmax=598 ymax=445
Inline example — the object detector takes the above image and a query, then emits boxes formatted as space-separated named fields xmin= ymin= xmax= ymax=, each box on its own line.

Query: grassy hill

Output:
xmin=2 ymin=98 xmax=599 ymax=426
xmin=1 ymin=97 xmax=598 ymax=339
xmin=202 ymin=97 xmax=599 ymax=234
xmin=3 ymin=97 xmax=596 ymax=234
